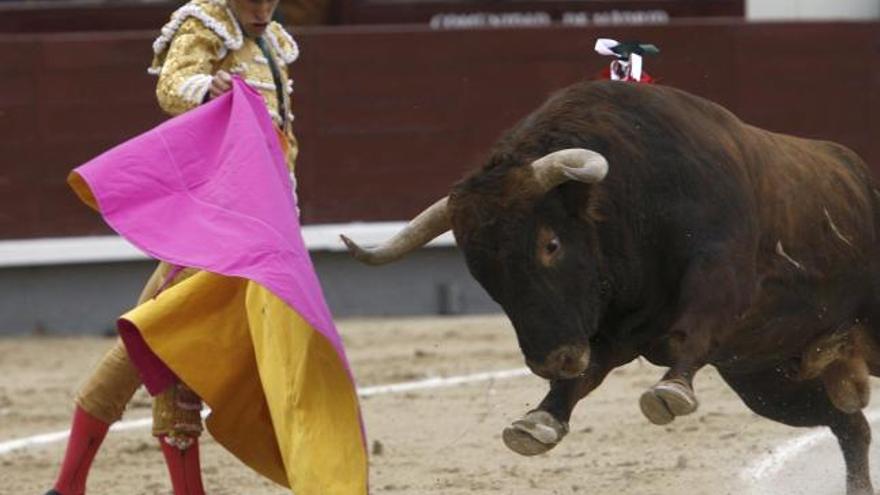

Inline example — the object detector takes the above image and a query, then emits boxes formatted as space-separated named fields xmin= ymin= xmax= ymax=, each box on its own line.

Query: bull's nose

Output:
xmin=526 ymin=345 xmax=590 ymax=380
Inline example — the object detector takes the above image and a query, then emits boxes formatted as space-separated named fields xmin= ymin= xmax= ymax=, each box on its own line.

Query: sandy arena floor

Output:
xmin=1 ymin=314 xmax=877 ymax=494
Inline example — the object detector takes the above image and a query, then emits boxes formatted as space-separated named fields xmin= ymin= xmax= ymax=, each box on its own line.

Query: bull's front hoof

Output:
xmin=639 ymin=380 xmax=699 ymax=425
xmin=502 ymin=410 xmax=569 ymax=456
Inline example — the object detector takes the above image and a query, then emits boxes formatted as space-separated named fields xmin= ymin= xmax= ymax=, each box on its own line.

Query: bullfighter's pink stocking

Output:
xmin=52 ymin=406 xmax=110 ymax=495
xmin=159 ymin=435 xmax=206 ymax=495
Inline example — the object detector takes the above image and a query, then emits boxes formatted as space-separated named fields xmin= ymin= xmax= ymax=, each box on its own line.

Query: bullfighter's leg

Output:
xmin=45 ymin=262 xmax=206 ymax=495
xmin=641 ymin=252 xmax=756 ymax=425
xmin=141 ymin=263 xmax=207 ymax=495
xmin=47 ymin=338 xmax=142 ymax=495
xmin=721 ymin=366 xmax=873 ymax=495
xmin=503 ymin=339 xmax=636 ymax=456
xmin=153 ymin=382 xmax=206 ymax=495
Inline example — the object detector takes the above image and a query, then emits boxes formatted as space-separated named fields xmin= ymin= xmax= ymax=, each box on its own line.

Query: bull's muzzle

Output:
xmin=526 ymin=344 xmax=590 ymax=380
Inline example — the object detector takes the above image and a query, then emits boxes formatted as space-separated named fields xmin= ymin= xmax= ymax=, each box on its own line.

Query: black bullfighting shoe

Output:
xmin=502 ymin=410 xmax=569 ymax=456
xmin=43 ymin=491 xmax=62 ymax=495
xmin=639 ymin=378 xmax=699 ymax=425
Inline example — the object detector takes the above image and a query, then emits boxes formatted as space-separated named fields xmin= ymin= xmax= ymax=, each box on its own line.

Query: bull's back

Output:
xmin=594 ymin=82 xmax=878 ymax=272
xmin=743 ymin=127 xmax=877 ymax=275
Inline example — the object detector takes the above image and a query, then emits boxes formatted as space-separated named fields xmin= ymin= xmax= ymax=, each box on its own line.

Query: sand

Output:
xmin=0 ymin=315 xmax=869 ymax=494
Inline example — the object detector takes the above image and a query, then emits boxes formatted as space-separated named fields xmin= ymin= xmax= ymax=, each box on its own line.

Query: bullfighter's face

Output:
xmin=228 ymin=0 xmax=279 ymax=38
xmin=451 ymin=180 xmax=602 ymax=380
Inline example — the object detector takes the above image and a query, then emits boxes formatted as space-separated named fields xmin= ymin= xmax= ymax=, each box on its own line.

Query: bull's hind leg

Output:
xmin=721 ymin=366 xmax=874 ymax=495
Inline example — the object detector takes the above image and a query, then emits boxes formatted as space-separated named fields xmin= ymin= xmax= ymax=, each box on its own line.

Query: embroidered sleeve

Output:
xmin=155 ymin=18 xmax=224 ymax=116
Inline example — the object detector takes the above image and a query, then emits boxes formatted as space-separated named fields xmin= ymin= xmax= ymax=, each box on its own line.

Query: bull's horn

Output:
xmin=531 ymin=148 xmax=609 ymax=191
xmin=340 ymin=197 xmax=451 ymax=265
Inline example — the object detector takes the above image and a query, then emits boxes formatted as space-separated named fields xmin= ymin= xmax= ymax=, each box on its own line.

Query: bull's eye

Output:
xmin=537 ymin=228 xmax=561 ymax=266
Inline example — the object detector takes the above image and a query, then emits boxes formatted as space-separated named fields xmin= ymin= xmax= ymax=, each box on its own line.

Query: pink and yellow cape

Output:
xmin=68 ymin=79 xmax=368 ymax=494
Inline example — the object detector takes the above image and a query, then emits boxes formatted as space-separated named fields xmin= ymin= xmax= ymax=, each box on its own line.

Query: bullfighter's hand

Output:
xmin=209 ymin=70 xmax=234 ymax=99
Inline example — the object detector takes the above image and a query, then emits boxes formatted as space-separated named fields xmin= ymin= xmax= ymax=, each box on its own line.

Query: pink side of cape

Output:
xmin=72 ymin=80 xmax=354 ymax=385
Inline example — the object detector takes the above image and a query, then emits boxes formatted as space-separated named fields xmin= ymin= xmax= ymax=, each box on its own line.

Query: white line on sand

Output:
xmin=0 ymin=367 xmax=531 ymax=455
xmin=740 ymin=407 xmax=880 ymax=482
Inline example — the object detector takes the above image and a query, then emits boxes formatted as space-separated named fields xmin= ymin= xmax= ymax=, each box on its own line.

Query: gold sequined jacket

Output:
xmin=149 ymin=0 xmax=299 ymax=170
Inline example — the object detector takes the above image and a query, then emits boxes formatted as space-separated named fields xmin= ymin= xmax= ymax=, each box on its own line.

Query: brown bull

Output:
xmin=342 ymin=80 xmax=880 ymax=494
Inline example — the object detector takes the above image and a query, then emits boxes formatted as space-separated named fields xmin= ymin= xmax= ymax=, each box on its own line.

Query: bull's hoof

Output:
xmin=502 ymin=410 xmax=569 ymax=456
xmin=639 ymin=380 xmax=698 ymax=425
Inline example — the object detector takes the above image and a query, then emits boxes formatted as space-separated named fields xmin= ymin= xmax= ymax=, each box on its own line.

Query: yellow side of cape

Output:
xmin=122 ymin=271 xmax=367 ymax=493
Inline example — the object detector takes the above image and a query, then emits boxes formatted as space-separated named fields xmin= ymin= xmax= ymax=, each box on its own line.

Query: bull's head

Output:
xmin=341 ymin=149 xmax=608 ymax=380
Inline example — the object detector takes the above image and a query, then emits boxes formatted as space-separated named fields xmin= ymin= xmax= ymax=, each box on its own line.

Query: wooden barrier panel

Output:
xmin=292 ymin=22 xmax=880 ymax=226
xmin=335 ymin=0 xmax=743 ymax=26
xmin=0 ymin=21 xmax=877 ymax=239
xmin=0 ymin=0 xmax=742 ymax=33
xmin=0 ymin=2 xmax=176 ymax=33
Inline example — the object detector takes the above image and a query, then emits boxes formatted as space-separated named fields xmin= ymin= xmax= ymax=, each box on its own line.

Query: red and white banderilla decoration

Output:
xmin=595 ymin=38 xmax=660 ymax=83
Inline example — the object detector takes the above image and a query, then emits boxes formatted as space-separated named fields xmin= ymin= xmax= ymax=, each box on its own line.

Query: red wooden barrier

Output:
xmin=0 ymin=21 xmax=877 ymax=239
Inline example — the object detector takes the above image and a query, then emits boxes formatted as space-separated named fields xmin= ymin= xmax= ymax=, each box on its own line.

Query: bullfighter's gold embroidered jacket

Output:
xmin=148 ymin=0 xmax=300 ymax=170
